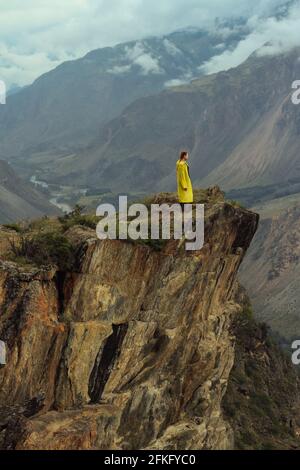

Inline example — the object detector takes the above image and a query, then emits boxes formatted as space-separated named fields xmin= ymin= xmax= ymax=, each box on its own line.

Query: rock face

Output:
xmin=223 ymin=296 xmax=300 ymax=450
xmin=240 ymin=201 xmax=300 ymax=342
xmin=0 ymin=195 xmax=259 ymax=450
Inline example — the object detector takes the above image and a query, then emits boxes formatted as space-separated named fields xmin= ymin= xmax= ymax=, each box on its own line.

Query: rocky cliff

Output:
xmin=0 ymin=189 xmax=292 ymax=450
xmin=223 ymin=290 xmax=300 ymax=450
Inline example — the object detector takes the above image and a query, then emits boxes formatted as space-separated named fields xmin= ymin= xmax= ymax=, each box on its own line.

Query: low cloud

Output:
xmin=124 ymin=42 xmax=164 ymax=75
xmin=0 ymin=0 xmax=298 ymax=87
xmin=200 ymin=2 xmax=300 ymax=74
xmin=164 ymin=71 xmax=194 ymax=88
xmin=134 ymin=53 xmax=163 ymax=75
xmin=163 ymin=39 xmax=183 ymax=56
xmin=165 ymin=78 xmax=188 ymax=87
xmin=107 ymin=64 xmax=132 ymax=75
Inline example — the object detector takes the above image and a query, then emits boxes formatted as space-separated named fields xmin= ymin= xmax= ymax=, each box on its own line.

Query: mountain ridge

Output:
xmin=0 ymin=27 xmax=246 ymax=165
xmin=47 ymin=48 xmax=300 ymax=193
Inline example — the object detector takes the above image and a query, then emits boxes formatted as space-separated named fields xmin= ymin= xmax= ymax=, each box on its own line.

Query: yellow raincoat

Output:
xmin=176 ymin=160 xmax=193 ymax=203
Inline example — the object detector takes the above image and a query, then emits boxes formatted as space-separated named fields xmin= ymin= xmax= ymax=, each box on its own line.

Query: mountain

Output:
xmin=223 ymin=296 xmax=300 ymax=450
xmin=6 ymin=85 xmax=24 ymax=97
xmin=0 ymin=161 xmax=59 ymax=223
xmin=2 ymin=28 xmax=299 ymax=198
xmin=0 ymin=27 xmax=246 ymax=169
xmin=239 ymin=191 xmax=300 ymax=343
xmin=225 ymin=180 xmax=300 ymax=343
xmin=38 ymin=48 xmax=300 ymax=193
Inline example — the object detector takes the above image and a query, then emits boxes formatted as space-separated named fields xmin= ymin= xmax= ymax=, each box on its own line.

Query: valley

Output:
xmin=0 ymin=161 xmax=60 ymax=224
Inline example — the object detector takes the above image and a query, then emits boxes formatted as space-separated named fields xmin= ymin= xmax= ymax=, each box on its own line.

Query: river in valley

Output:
xmin=30 ymin=175 xmax=73 ymax=214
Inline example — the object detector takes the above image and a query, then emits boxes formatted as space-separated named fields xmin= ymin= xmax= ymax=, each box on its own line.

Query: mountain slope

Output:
xmin=239 ymin=192 xmax=300 ymax=342
xmin=0 ymin=28 xmax=245 ymax=166
xmin=223 ymin=295 xmax=300 ymax=450
xmin=0 ymin=161 xmax=59 ymax=223
xmin=201 ymin=88 xmax=300 ymax=189
xmin=46 ymin=48 xmax=300 ymax=193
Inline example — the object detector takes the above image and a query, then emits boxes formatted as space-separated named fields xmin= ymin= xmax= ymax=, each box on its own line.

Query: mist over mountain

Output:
xmin=0 ymin=1 xmax=299 ymax=194
xmin=0 ymin=27 xmax=247 ymax=162
xmin=1 ymin=0 xmax=296 ymax=89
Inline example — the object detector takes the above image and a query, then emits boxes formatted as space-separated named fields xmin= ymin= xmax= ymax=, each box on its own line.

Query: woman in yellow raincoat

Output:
xmin=176 ymin=151 xmax=193 ymax=206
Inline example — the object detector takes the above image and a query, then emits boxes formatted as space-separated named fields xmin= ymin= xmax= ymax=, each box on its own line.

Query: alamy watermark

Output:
xmin=291 ymin=340 xmax=300 ymax=365
xmin=0 ymin=80 xmax=6 ymax=105
xmin=289 ymin=78 xmax=300 ymax=363
xmin=291 ymin=80 xmax=300 ymax=105
xmin=96 ymin=196 xmax=204 ymax=251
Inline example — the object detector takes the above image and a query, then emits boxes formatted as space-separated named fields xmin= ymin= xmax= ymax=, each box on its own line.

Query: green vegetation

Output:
xmin=227 ymin=199 xmax=246 ymax=210
xmin=223 ymin=299 xmax=300 ymax=450
xmin=3 ymin=206 xmax=96 ymax=270
xmin=58 ymin=205 xmax=98 ymax=230
xmin=9 ymin=232 xmax=75 ymax=271
xmin=126 ymin=236 xmax=168 ymax=252
xmin=2 ymin=223 xmax=23 ymax=233
xmin=1 ymin=188 xmax=243 ymax=266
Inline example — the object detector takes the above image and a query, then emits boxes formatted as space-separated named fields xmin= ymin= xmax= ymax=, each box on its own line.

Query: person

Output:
xmin=176 ymin=151 xmax=193 ymax=209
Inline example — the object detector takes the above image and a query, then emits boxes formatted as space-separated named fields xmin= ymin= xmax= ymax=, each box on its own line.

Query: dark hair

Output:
xmin=180 ymin=151 xmax=188 ymax=160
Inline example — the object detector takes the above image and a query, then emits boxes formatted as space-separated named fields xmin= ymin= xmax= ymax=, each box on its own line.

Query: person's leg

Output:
xmin=180 ymin=203 xmax=185 ymax=235
xmin=180 ymin=203 xmax=194 ymax=237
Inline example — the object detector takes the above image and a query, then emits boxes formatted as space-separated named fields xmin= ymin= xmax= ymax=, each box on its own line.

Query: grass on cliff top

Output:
xmin=1 ymin=187 xmax=242 ymax=267
xmin=1 ymin=205 xmax=97 ymax=270
xmin=141 ymin=187 xmax=225 ymax=206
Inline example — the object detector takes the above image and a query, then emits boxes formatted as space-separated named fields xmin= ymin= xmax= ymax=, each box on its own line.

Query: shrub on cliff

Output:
xmin=59 ymin=205 xmax=98 ymax=231
xmin=2 ymin=223 xmax=23 ymax=233
xmin=10 ymin=232 xmax=75 ymax=270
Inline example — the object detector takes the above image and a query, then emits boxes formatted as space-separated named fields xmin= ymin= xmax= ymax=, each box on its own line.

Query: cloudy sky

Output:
xmin=0 ymin=0 xmax=300 ymax=88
